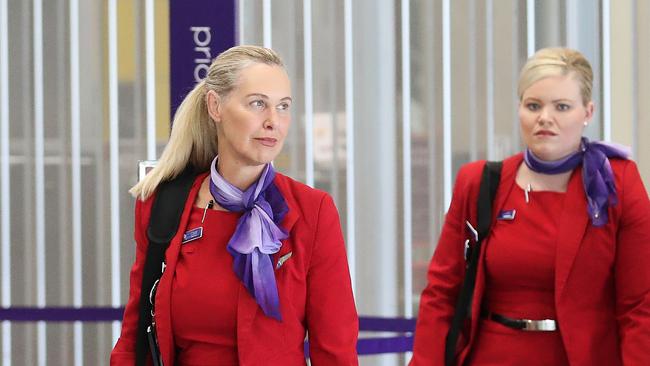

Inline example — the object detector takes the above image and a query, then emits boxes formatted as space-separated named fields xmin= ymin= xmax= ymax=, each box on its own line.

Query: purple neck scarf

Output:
xmin=524 ymin=137 xmax=630 ymax=226
xmin=209 ymin=157 xmax=288 ymax=320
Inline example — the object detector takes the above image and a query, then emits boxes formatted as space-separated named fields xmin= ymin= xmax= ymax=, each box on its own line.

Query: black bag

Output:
xmin=135 ymin=167 xmax=197 ymax=366
xmin=444 ymin=161 xmax=502 ymax=366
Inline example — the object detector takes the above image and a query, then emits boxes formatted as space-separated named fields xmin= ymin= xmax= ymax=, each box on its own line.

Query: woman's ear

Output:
xmin=585 ymin=101 xmax=594 ymax=121
xmin=206 ymin=90 xmax=221 ymax=123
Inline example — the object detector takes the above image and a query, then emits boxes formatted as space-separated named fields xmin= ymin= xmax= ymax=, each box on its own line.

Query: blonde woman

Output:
xmin=111 ymin=45 xmax=358 ymax=366
xmin=411 ymin=48 xmax=650 ymax=366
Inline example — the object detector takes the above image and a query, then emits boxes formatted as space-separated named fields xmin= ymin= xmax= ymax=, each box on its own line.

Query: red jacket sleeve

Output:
xmin=110 ymin=197 xmax=152 ymax=365
xmin=306 ymin=194 xmax=359 ymax=365
xmin=614 ymin=161 xmax=650 ymax=365
xmin=410 ymin=162 xmax=482 ymax=366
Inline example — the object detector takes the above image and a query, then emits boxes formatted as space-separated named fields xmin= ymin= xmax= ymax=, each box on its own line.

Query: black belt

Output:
xmin=482 ymin=311 xmax=558 ymax=331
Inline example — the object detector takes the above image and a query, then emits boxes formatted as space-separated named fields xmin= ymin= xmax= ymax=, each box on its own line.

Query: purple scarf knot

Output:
xmin=209 ymin=157 xmax=288 ymax=320
xmin=524 ymin=137 xmax=630 ymax=226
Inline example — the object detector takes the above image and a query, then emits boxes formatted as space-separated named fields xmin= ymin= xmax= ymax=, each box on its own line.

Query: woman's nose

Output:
xmin=537 ymin=106 xmax=553 ymax=124
xmin=263 ymin=109 xmax=278 ymax=129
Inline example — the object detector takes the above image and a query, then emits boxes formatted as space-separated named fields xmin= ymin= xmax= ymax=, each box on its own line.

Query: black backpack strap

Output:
xmin=135 ymin=167 xmax=197 ymax=366
xmin=476 ymin=161 xmax=501 ymax=242
xmin=444 ymin=161 xmax=502 ymax=366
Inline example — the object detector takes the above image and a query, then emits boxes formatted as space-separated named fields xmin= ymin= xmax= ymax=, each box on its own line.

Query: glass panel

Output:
xmin=271 ymin=0 xmax=306 ymax=182
xmin=351 ymin=1 xmax=400 ymax=364
xmin=493 ymin=0 xmax=527 ymax=159
xmin=311 ymin=1 xmax=347 ymax=218
xmin=637 ymin=1 xmax=650 ymax=184
xmin=79 ymin=0 xmax=113 ymax=360
xmin=47 ymin=324 xmax=75 ymax=364
xmin=9 ymin=0 xmax=41 ymax=361
xmin=450 ymin=0 xmax=487 ymax=171
xmin=410 ymin=0 xmax=444 ymax=315
xmin=238 ymin=0 xmax=263 ymax=46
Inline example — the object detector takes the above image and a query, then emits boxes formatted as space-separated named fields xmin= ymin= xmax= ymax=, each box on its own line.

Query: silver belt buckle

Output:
xmin=522 ymin=319 xmax=557 ymax=331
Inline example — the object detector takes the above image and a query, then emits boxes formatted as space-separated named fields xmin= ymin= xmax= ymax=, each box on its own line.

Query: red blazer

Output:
xmin=410 ymin=153 xmax=650 ymax=366
xmin=111 ymin=172 xmax=358 ymax=366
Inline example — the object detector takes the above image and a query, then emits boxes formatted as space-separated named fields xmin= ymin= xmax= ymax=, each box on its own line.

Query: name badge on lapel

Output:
xmin=497 ymin=209 xmax=516 ymax=221
xmin=182 ymin=227 xmax=203 ymax=243
xmin=182 ymin=200 xmax=213 ymax=244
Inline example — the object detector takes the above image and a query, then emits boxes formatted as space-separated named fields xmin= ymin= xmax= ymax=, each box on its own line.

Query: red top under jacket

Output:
xmin=467 ymin=184 xmax=570 ymax=365
xmin=171 ymin=206 xmax=241 ymax=365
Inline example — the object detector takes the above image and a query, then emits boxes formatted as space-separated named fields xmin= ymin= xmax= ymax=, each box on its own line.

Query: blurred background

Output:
xmin=1 ymin=0 xmax=648 ymax=365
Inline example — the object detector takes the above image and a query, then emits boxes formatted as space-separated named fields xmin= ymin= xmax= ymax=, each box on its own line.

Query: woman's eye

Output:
xmin=526 ymin=103 xmax=540 ymax=111
xmin=250 ymin=100 xmax=266 ymax=109
xmin=556 ymin=103 xmax=571 ymax=111
xmin=277 ymin=102 xmax=291 ymax=112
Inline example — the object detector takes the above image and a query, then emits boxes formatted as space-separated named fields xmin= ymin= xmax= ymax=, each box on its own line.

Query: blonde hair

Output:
xmin=130 ymin=45 xmax=285 ymax=200
xmin=518 ymin=47 xmax=593 ymax=105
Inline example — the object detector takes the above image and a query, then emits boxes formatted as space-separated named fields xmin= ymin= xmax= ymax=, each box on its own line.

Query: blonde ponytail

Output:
xmin=129 ymin=80 xmax=217 ymax=200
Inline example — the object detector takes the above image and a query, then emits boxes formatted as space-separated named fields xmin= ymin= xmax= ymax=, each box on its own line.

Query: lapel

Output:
xmin=492 ymin=155 xmax=521 ymax=222
xmin=158 ymin=172 xmax=206 ymax=365
xmin=236 ymin=173 xmax=300 ymax=336
xmin=555 ymin=166 xmax=589 ymax=300
xmin=468 ymin=155 xmax=520 ymax=351
xmin=273 ymin=174 xmax=299 ymax=264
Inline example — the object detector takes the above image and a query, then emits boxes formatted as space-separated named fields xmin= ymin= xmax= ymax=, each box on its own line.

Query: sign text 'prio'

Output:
xmin=191 ymin=26 xmax=211 ymax=82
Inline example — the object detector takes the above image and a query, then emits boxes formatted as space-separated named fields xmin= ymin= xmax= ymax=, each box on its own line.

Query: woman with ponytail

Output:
xmin=111 ymin=45 xmax=358 ymax=366
xmin=411 ymin=48 xmax=650 ymax=366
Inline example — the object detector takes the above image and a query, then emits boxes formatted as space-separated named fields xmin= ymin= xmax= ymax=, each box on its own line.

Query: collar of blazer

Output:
xmin=553 ymin=164 xmax=590 ymax=299
xmin=269 ymin=173 xmax=300 ymax=267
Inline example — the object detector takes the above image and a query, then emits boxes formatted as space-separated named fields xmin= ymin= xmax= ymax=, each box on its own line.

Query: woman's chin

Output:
xmin=244 ymin=153 xmax=280 ymax=167
xmin=529 ymin=148 xmax=575 ymax=162
xmin=255 ymin=148 xmax=283 ymax=165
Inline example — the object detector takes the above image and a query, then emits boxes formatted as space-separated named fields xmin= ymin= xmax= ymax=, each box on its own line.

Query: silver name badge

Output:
xmin=276 ymin=252 xmax=293 ymax=270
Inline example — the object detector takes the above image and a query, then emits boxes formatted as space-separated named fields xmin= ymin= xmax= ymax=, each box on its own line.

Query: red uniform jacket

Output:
xmin=410 ymin=153 xmax=650 ymax=366
xmin=111 ymin=172 xmax=359 ymax=365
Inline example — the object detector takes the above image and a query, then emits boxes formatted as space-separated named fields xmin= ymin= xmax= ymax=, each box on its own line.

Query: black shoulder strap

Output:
xmin=444 ymin=161 xmax=502 ymax=366
xmin=136 ymin=167 xmax=196 ymax=366
xmin=477 ymin=161 xmax=502 ymax=242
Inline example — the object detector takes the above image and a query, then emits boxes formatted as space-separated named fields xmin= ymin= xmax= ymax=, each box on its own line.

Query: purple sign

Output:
xmin=169 ymin=0 xmax=237 ymax=119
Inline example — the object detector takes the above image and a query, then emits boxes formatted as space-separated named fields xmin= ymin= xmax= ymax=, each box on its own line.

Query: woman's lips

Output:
xmin=255 ymin=137 xmax=278 ymax=147
xmin=534 ymin=130 xmax=557 ymax=136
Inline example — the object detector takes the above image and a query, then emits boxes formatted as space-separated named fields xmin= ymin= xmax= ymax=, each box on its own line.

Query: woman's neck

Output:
xmin=217 ymin=157 xmax=266 ymax=191
xmin=516 ymin=162 xmax=573 ymax=193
